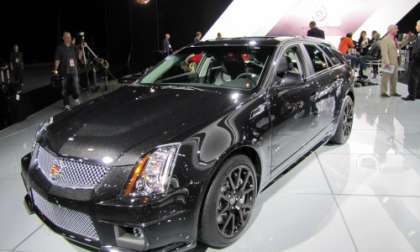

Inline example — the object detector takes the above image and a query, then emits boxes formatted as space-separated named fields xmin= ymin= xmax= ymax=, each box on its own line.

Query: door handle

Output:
xmin=336 ymin=78 xmax=344 ymax=86
xmin=250 ymin=103 xmax=268 ymax=120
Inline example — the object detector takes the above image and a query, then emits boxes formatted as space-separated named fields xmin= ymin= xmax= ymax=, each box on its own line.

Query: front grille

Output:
xmin=36 ymin=146 xmax=110 ymax=189
xmin=32 ymin=190 xmax=99 ymax=241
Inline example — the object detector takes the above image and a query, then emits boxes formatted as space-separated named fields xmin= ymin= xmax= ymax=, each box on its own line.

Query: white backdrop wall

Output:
xmin=204 ymin=0 xmax=419 ymax=47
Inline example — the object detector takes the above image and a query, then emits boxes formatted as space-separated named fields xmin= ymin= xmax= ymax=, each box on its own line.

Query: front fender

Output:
xmin=171 ymin=94 xmax=272 ymax=242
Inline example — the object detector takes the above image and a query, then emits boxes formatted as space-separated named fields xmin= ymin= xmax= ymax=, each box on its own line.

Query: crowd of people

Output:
xmin=162 ymin=31 xmax=224 ymax=56
xmin=160 ymin=21 xmax=420 ymax=103
xmin=306 ymin=21 xmax=420 ymax=101
xmin=15 ymin=21 xmax=420 ymax=112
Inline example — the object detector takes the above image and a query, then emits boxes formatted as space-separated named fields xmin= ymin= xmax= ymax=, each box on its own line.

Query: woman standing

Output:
xmin=357 ymin=31 xmax=369 ymax=78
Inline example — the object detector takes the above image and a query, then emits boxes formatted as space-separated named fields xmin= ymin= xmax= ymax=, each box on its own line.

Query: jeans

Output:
xmin=61 ymin=74 xmax=80 ymax=106
xmin=345 ymin=55 xmax=359 ymax=69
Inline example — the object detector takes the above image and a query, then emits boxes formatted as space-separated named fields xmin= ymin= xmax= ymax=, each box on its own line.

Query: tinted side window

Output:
xmin=304 ymin=44 xmax=328 ymax=73
xmin=283 ymin=46 xmax=304 ymax=76
xmin=319 ymin=45 xmax=342 ymax=65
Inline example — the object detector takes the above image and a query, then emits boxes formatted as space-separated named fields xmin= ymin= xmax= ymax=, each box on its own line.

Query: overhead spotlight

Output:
xmin=136 ymin=0 xmax=151 ymax=5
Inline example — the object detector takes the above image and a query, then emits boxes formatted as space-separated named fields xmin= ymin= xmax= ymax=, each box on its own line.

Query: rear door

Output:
xmin=301 ymin=43 xmax=338 ymax=136
xmin=318 ymin=44 xmax=349 ymax=119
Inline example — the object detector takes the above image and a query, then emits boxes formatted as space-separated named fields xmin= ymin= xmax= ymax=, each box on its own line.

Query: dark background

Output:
xmin=0 ymin=0 xmax=233 ymax=75
xmin=0 ymin=0 xmax=419 ymax=76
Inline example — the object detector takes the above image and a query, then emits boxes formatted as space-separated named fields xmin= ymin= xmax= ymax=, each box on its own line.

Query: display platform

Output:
xmin=0 ymin=83 xmax=419 ymax=252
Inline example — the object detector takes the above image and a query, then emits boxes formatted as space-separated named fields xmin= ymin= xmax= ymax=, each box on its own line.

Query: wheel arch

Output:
xmin=196 ymin=145 xmax=262 ymax=241
xmin=346 ymin=89 xmax=354 ymax=102
xmin=216 ymin=145 xmax=262 ymax=191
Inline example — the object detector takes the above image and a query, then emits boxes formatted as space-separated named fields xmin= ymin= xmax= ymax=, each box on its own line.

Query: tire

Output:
xmin=200 ymin=155 xmax=258 ymax=248
xmin=330 ymin=95 xmax=354 ymax=145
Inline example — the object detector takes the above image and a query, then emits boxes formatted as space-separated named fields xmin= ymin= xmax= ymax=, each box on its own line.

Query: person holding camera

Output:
xmin=53 ymin=32 xmax=82 ymax=110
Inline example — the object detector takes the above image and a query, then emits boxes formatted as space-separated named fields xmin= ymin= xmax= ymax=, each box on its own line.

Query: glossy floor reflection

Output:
xmin=1 ymin=84 xmax=420 ymax=252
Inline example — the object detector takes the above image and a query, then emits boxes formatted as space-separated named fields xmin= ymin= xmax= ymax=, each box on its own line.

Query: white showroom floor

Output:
xmin=0 ymin=84 xmax=420 ymax=252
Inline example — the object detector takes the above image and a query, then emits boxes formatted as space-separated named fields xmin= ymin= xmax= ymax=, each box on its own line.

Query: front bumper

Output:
xmin=21 ymin=153 xmax=198 ymax=252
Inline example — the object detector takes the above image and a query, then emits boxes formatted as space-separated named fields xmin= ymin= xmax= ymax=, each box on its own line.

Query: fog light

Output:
xmin=133 ymin=227 xmax=144 ymax=238
xmin=114 ymin=226 xmax=147 ymax=251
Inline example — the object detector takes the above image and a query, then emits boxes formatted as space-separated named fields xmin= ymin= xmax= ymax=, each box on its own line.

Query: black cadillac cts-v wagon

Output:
xmin=21 ymin=37 xmax=354 ymax=251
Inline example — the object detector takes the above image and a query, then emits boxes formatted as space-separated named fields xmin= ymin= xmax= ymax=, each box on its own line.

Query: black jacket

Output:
xmin=163 ymin=38 xmax=173 ymax=56
xmin=307 ymin=27 xmax=325 ymax=39
xmin=411 ymin=35 xmax=420 ymax=66
xmin=368 ymin=40 xmax=381 ymax=59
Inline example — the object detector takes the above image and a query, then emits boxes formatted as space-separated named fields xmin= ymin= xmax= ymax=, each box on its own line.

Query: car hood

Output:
xmin=45 ymin=85 xmax=247 ymax=165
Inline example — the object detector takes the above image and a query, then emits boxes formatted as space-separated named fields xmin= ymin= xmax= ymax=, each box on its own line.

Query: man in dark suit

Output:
xmin=403 ymin=21 xmax=420 ymax=101
xmin=163 ymin=33 xmax=173 ymax=57
xmin=307 ymin=21 xmax=325 ymax=39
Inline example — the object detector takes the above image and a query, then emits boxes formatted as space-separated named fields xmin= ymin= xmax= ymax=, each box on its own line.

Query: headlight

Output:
xmin=31 ymin=118 xmax=53 ymax=166
xmin=35 ymin=117 xmax=54 ymax=142
xmin=124 ymin=143 xmax=181 ymax=197
xmin=32 ymin=117 xmax=54 ymax=155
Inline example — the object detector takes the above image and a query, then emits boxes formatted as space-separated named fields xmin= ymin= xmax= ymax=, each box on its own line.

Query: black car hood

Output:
xmin=45 ymin=85 xmax=247 ymax=165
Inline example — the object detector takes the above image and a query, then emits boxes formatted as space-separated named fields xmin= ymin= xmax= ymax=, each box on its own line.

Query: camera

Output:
xmin=76 ymin=32 xmax=86 ymax=46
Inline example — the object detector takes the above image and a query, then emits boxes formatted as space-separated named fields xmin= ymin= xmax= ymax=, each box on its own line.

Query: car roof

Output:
xmin=194 ymin=36 xmax=332 ymax=48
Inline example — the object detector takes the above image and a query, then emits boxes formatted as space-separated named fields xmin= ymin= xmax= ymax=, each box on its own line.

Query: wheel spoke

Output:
xmin=235 ymin=167 xmax=243 ymax=189
xmin=238 ymin=208 xmax=245 ymax=225
xmin=240 ymin=173 xmax=251 ymax=192
xmin=230 ymin=214 xmax=236 ymax=235
xmin=243 ymin=203 xmax=253 ymax=210
xmin=244 ymin=186 xmax=254 ymax=196
xmin=222 ymin=213 xmax=234 ymax=234
xmin=219 ymin=204 xmax=229 ymax=214
xmin=228 ymin=175 xmax=236 ymax=190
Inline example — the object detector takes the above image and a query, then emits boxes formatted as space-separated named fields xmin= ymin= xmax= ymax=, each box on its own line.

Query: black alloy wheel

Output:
xmin=342 ymin=99 xmax=354 ymax=138
xmin=330 ymin=95 xmax=354 ymax=144
xmin=200 ymin=155 xmax=257 ymax=248
xmin=216 ymin=164 xmax=256 ymax=238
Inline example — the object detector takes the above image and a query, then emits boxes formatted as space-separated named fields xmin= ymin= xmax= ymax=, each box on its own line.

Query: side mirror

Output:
xmin=280 ymin=72 xmax=304 ymax=86
xmin=276 ymin=56 xmax=290 ymax=77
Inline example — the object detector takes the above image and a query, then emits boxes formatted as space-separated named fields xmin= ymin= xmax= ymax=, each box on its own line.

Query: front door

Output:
xmin=269 ymin=45 xmax=319 ymax=172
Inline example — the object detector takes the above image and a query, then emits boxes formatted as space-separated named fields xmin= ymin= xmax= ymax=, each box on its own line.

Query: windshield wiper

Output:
xmin=158 ymin=72 xmax=199 ymax=83
xmin=160 ymin=85 xmax=206 ymax=92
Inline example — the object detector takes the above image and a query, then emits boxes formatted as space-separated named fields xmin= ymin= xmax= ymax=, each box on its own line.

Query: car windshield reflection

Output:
xmin=138 ymin=46 xmax=275 ymax=90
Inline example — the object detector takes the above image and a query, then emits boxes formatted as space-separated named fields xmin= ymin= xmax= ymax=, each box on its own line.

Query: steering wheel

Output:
xmin=246 ymin=60 xmax=263 ymax=69
xmin=235 ymin=72 xmax=257 ymax=88
xmin=235 ymin=72 xmax=256 ymax=80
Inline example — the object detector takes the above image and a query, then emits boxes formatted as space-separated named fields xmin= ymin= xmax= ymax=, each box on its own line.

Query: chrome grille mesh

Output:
xmin=32 ymin=190 xmax=99 ymax=240
xmin=36 ymin=146 xmax=110 ymax=189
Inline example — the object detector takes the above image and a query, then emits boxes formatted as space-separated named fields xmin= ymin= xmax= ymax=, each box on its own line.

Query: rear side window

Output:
xmin=332 ymin=49 xmax=347 ymax=63
xmin=319 ymin=45 xmax=344 ymax=65
xmin=304 ymin=44 xmax=329 ymax=73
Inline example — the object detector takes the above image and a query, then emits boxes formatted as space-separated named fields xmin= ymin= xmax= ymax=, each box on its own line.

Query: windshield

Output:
xmin=139 ymin=45 xmax=275 ymax=90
